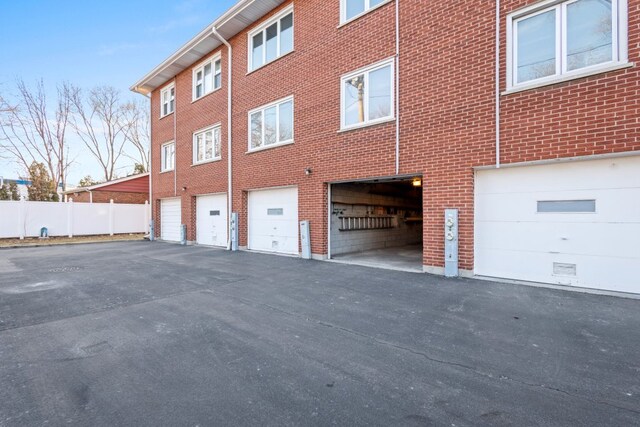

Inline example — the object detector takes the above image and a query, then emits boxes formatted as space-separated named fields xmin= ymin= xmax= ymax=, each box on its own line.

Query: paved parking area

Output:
xmin=0 ymin=241 xmax=639 ymax=426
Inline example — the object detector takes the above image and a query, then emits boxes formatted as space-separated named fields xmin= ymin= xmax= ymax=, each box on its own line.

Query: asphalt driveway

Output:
xmin=0 ymin=242 xmax=638 ymax=426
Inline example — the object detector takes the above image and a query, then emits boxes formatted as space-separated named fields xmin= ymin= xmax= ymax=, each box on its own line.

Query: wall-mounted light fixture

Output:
xmin=412 ymin=177 xmax=422 ymax=187
xmin=182 ymin=186 xmax=187 ymax=191
xmin=304 ymin=168 xmax=312 ymax=175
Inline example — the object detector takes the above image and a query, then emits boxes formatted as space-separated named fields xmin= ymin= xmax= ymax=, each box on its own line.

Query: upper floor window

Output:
xmin=249 ymin=6 xmax=294 ymax=72
xmin=193 ymin=125 xmax=221 ymax=164
xmin=160 ymin=84 xmax=174 ymax=117
xmin=507 ymin=0 xmax=628 ymax=89
xmin=341 ymin=59 xmax=394 ymax=130
xmin=249 ymin=96 xmax=294 ymax=151
xmin=193 ymin=55 xmax=221 ymax=100
xmin=161 ymin=141 xmax=175 ymax=172
xmin=340 ymin=0 xmax=391 ymax=24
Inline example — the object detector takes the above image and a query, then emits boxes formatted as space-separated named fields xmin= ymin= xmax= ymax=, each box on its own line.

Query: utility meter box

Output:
xmin=444 ymin=209 xmax=459 ymax=277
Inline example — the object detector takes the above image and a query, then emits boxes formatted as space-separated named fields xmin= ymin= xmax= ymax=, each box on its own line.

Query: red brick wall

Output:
xmin=69 ymin=190 xmax=149 ymax=204
xmin=148 ymin=0 xmax=640 ymax=270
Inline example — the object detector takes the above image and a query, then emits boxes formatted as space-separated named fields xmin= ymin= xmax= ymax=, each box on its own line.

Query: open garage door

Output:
xmin=475 ymin=156 xmax=640 ymax=294
xmin=248 ymin=187 xmax=299 ymax=255
xmin=160 ymin=198 xmax=181 ymax=242
xmin=196 ymin=194 xmax=227 ymax=247
xmin=329 ymin=177 xmax=423 ymax=272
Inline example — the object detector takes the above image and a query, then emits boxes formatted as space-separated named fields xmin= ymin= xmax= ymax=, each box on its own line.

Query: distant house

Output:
xmin=0 ymin=177 xmax=64 ymax=200
xmin=65 ymin=173 xmax=149 ymax=204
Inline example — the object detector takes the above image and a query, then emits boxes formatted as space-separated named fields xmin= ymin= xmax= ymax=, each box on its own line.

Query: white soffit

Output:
xmin=131 ymin=0 xmax=286 ymax=95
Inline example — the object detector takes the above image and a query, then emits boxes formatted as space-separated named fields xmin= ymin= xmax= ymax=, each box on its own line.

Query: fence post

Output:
xmin=144 ymin=200 xmax=150 ymax=234
xmin=67 ymin=199 xmax=74 ymax=238
xmin=109 ymin=199 xmax=114 ymax=236
xmin=18 ymin=198 xmax=25 ymax=240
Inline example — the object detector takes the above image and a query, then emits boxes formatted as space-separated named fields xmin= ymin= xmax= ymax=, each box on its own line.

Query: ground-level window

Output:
xmin=341 ymin=58 xmax=394 ymax=130
xmin=508 ymin=0 xmax=627 ymax=88
xmin=193 ymin=125 xmax=221 ymax=164
xmin=193 ymin=56 xmax=221 ymax=100
xmin=160 ymin=84 xmax=175 ymax=117
xmin=161 ymin=141 xmax=175 ymax=172
xmin=249 ymin=96 xmax=294 ymax=151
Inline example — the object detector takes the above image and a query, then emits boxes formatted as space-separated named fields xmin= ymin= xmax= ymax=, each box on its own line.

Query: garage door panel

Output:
xmin=161 ymin=198 xmax=181 ymax=242
xmin=475 ymin=156 xmax=640 ymax=294
xmin=248 ymin=187 xmax=299 ymax=255
xmin=196 ymin=194 xmax=227 ymax=247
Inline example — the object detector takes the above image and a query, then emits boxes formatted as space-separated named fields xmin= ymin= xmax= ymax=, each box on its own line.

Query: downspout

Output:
xmin=145 ymin=92 xmax=153 ymax=237
xmin=394 ymin=0 xmax=400 ymax=175
xmin=173 ymin=77 xmax=178 ymax=195
xmin=212 ymin=27 xmax=233 ymax=251
xmin=495 ymin=0 xmax=501 ymax=168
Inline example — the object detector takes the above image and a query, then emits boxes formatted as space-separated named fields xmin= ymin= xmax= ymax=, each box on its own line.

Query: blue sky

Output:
xmin=0 ymin=0 xmax=237 ymax=185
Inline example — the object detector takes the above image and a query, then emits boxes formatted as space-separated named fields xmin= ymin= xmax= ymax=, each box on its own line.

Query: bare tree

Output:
xmin=0 ymin=80 xmax=73 ymax=192
xmin=70 ymin=86 xmax=129 ymax=182
xmin=122 ymin=98 xmax=150 ymax=173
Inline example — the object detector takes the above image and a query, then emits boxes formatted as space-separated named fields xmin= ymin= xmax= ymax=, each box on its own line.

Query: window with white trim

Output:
xmin=341 ymin=59 xmax=394 ymax=130
xmin=193 ymin=56 xmax=221 ymax=100
xmin=161 ymin=142 xmax=175 ymax=172
xmin=249 ymin=97 xmax=294 ymax=151
xmin=340 ymin=0 xmax=390 ymax=23
xmin=508 ymin=0 xmax=628 ymax=89
xmin=249 ymin=6 xmax=293 ymax=72
xmin=193 ymin=125 xmax=221 ymax=164
xmin=160 ymin=84 xmax=174 ymax=117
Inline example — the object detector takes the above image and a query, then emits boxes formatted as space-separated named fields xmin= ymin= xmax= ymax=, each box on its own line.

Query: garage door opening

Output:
xmin=329 ymin=177 xmax=423 ymax=272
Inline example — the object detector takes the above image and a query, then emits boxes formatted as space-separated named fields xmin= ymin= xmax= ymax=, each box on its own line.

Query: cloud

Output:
xmin=98 ymin=42 xmax=145 ymax=57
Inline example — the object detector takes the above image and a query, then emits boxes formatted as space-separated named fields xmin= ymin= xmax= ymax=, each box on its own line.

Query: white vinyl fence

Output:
xmin=0 ymin=200 xmax=150 ymax=239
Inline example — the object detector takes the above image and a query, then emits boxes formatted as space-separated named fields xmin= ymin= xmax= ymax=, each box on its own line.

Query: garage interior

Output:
xmin=329 ymin=177 xmax=423 ymax=272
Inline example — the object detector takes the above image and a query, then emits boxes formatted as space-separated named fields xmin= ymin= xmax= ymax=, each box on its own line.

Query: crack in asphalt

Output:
xmin=203 ymin=289 xmax=640 ymax=417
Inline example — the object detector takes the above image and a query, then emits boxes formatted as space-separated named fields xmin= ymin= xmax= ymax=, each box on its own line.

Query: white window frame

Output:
xmin=247 ymin=96 xmax=294 ymax=152
xmin=192 ymin=54 xmax=222 ymax=101
xmin=160 ymin=141 xmax=175 ymax=172
xmin=506 ymin=0 xmax=629 ymax=92
xmin=340 ymin=58 xmax=395 ymax=131
xmin=192 ymin=124 xmax=222 ymax=165
xmin=160 ymin=83 xmax=175 ymax=118
xmin=339 ymin=0 xmax=393 ymax=25
xmin=247 ymin=5 xmax=294 ymax=72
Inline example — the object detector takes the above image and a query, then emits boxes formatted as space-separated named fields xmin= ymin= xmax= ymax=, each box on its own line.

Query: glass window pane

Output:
xmin=370 ymin=0 xmax=386 ymax=7
xmin=214 ymin=128 xmax=221 ymax=158
xmin=265 ymin=23 xmax=278 ymax=63
xmin=278 ymin=100 xmax=293 ymax=142
xmin=252 ymin=33 xmax=264 ymax=69
xmin=251 ymin=112 xmax=262 ymax=148
xmin=214 ymin=60 xmax=222 ymax=89
xmin=516 ymin=9 xmax=556 ymax=83
xmin=280 ymin=14 xmax=293 ymax=55
xmin=264 ymin=106 xmax=277 ymax=145
xmin=204 ymin=63 xmax=212 ymax=93
xmin=537 ymin=199 xmax=596 ymax=213
xmin=368 ymin=65 xmax=392 ymax=121
xmin=345 ymin=0 xmax=365 ymax=20
xmin=344 ymin=74 xmax=364 ymax=126
xmin=205 ymin=131 xmax=213 ymax=160
xmin=566 ymin=0 xmax=612 ymax=71
xmin=196 ymin=134 xmax=203 ymax=161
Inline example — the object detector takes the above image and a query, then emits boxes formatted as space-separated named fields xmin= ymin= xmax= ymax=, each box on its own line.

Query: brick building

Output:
xmin=132 ymin=0 xmax=639 ymax=294
xmin=65 ymin=173 xmax=149 ymax=204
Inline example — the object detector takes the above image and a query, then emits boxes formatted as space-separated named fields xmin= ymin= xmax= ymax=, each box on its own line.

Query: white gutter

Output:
xmin=394 ymin=0 xmax=400 ymax=175
xmin=212 ymin=27 xmax=234 ymax=251
xmin=495 ymin=0 xmax=501 ymax=168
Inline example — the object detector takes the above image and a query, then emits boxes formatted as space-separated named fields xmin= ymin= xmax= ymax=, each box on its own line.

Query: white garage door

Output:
xmin=475 ymin=156 xmax=640 ymax=294
xmin=160 ymin=198 xmax=181 ymax=242
xmin=196 ymin=194 xmax=227 ymax=247
xmin=248 ymin=187 xmax=299 ymax=255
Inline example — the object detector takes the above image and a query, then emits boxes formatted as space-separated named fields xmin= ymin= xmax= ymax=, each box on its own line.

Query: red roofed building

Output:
xmin=65 ymin=173 xmax=149 ymax=204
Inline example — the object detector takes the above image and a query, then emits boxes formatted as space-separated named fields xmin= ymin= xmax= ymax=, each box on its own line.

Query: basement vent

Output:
xmin=553 ymin=262 xmax=577 ymax=276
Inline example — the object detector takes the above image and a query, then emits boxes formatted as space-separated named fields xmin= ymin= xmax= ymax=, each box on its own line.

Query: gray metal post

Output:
xmin=180 ymin=224 xmax=187 ymax=246
xmin=230 ymin=212 xmax=238 ymax=251
xmin=444 ymin=209 xmax=459 ymax=277
xmin=149 ymin=220 xmax=155 ymax=241
xmin=300 ymin=220 xmax=311 ymax=259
